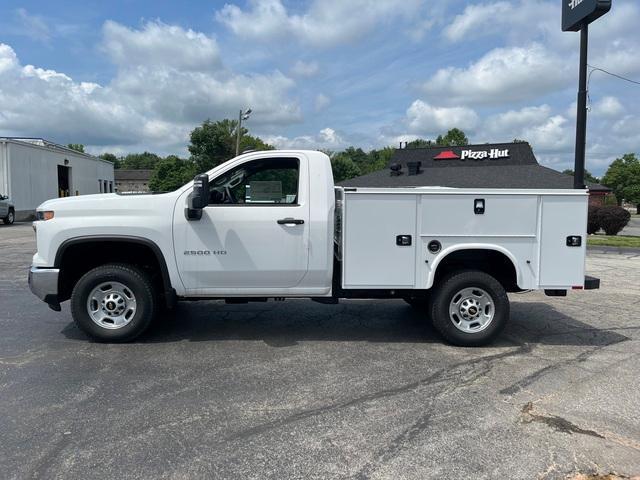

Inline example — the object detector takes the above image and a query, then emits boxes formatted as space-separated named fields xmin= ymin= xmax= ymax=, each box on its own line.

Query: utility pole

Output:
xmin=235 ymin=108 xmax=252 ymax=157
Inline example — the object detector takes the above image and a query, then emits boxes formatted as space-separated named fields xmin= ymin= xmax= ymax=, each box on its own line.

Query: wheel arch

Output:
xmin=428 ymin=244 xmax=521 ymax=292
xmin=55 ymin=235 xmax=175 ymax=306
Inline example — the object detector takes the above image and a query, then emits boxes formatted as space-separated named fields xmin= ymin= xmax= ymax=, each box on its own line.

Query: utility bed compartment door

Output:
xmin=343 ymin=193 xmax=416 ymax=288
xmin=539 ymin=195 xmax=587 ymax=287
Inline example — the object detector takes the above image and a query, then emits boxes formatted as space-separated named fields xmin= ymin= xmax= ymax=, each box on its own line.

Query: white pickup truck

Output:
xmin=29 ymin=150 xmax=599 ymax=346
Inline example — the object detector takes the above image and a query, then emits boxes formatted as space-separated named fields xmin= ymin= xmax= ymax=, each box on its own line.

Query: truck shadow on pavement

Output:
xmin=61 ymin=299 xmax=630 ymax=349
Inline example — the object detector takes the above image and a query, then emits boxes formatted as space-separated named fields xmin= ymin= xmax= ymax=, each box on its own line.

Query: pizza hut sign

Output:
xmin=434 ymin=148 xmax=510 ymax=161
xmin=461 ymin=148 xmax=509 ymax=160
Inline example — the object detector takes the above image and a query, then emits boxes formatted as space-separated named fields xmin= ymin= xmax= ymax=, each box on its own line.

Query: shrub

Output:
xmin=587 ymin=206 xmax=601 ymax=234
xmin=595 ymin=205 xmax=631 ymax=236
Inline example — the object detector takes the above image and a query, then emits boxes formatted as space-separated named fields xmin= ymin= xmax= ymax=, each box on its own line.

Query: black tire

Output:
xmin=430 ymin=270 xmax=509 ymax=347
xmin=3 ymin=209 xmax=14 ymax=225
xmin=70 ymin=263 xmax=157 ymax=342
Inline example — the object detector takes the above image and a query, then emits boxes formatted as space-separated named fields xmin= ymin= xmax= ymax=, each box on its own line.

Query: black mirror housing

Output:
xmin=191 ymin=174 xmax=209 ymax=209
xmin=186 ymin=174 xmax=209 ymax=220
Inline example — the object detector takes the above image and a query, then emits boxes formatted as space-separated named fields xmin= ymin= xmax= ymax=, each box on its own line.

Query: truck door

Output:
xmin=173 ymin=156 xmax=310 ymax=292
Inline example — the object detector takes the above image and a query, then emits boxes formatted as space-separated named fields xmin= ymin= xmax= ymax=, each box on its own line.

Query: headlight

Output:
xmin=36 ymin=210 xmax=55 ymax=221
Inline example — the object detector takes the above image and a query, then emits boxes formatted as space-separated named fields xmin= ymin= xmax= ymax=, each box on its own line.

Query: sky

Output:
xmin=0 ymin=0 xmax=638 ymax=176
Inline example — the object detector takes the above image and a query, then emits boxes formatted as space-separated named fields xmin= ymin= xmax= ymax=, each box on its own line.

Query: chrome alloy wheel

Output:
xmin=87 ymin=281 xmax=137 ymax=329
xmin=448 ymin=287 xmax=494 ymax=333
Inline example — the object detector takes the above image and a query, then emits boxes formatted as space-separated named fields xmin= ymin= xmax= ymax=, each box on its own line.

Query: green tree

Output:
xmin=99 ymin=153 xmax=120 ymax=168
xmin=602 ymin=153 xmax=640 ymax=208
xmin=67 ymin=143 xmax=85 ymax=152
xmin=120 ymin=152 xmax=162 ymax=169
xmin=406 ymin=139 xmax=434 ymax=149
xmin=149 ymin=156 xmax=198 ymax=192
xmin=188 ymin=119 xmax=273 ymax=173
xmin=436 ymin=128 xmax=469 ymax=146
xmin=330 ymin=156 xmax=360 ymax=183
xmin=405 ymin=129 xmax=469 ymax=149
xmin=365 ymin=147 xmax=394 ymax=174
xmin=562 ymin=169 xmax=600 ymax=184
xmin=333 ymin=147 xmax=367 ymax=175
xmin=327 ymin=146 xmax=393 ymax=180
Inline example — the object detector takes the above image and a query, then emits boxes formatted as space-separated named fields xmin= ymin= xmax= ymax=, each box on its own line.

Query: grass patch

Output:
xmin=588 ymin=235 xmax=640 ymax=248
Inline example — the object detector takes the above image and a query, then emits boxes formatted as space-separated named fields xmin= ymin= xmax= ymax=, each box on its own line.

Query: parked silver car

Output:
xmin=0 ymin=194 xmax=15 ymax=225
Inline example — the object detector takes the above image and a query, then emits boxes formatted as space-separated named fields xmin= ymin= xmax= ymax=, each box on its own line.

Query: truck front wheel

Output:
xmin=70 ymin=263 xmax=157 ymax=342
xmin=430 ymin=270 xmax=509 ymax=347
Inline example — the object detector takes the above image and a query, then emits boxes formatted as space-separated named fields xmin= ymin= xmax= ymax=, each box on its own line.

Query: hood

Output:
xmin=37 ymin=192 xmax=177 ymax=218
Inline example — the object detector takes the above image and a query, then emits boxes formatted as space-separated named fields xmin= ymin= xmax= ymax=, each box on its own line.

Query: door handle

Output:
xmin=277 ymin=218 xmax=304 ymax=225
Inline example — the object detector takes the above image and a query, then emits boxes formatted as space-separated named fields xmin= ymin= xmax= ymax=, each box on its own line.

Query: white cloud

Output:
xmin=442 ymin=1 xmax=574 ymax=52
xmin=406 ymin=100 xmax=478 ymax=134
xmin=482 ymin=105 xmax=572 ymax=152
xmin=15 ymin=8 xmax=51 ymax=43
xmin=216 ymin=0 xmax=423 ymax=47
xmin=291 ymin=60 xmax=319 ymax=78
xmin=592 ymin=96 xmax=625 ymax=118
xmin=265 ymin=127 xmax=348 ymax=150
xmin=422 ymin=43 xmax=571 ymax=106
xmin=0 ymin=22 xmax=301 ymax=153
xmin=0 ymin=44 xmax=18 ymax=73
xmin=102 ymin=20 xmax=221 ymax=71
xmin=315 ymin=93 xmax=330 ymax=112
xmin=444 ymin=1 xmax=513 ymax=42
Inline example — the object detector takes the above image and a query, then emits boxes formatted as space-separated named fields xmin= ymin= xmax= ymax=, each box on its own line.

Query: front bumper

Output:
xmin=28 ymin=267 xmax=61 ymax=311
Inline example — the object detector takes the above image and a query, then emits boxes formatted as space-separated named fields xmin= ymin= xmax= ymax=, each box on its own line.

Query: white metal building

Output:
xmin=0 ymin=138 xmax=114 ymax=219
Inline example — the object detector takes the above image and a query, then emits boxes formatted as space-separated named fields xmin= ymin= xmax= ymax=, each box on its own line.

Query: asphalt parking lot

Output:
xmin=1 ymin=223 xmax=639 ymax=480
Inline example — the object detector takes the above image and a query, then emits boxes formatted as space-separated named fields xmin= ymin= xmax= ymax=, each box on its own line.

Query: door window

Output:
xmin=208 ymin=158 xmax=299 ymax=206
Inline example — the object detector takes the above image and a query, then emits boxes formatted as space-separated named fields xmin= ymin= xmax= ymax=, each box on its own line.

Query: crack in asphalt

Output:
xmin=522 ymin=402 xmax=605 ymax=439
xmin=522 ymin=403 xmax=640 ymax=456
xmin=499 ymin=336 xmax=630 ymax=395
xmin=27 ymin=433 xmax=73 ymax=479
xmin=350 ymin=359 xmax=498 ymax=479
xmin=225 ymin=341 xmax=533 ymax=443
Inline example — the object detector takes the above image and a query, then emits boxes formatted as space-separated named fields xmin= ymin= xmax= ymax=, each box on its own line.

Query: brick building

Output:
xmin=114 ymin=169 xmax=153 ymax=193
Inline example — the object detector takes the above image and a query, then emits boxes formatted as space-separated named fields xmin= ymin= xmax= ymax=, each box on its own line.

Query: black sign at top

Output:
xmin=562 ymin=0 xmax=612 ymax=31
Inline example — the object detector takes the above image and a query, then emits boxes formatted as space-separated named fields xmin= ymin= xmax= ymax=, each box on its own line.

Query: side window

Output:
xmin=208 ymin=158 xmax=299 ymax=205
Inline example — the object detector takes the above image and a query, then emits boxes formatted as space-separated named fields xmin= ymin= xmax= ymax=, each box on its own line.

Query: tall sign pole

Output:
xmin=574 ymin=24 xmax=589 ymax=189
xmin=562 ymin=0 xmax=611 ymax=189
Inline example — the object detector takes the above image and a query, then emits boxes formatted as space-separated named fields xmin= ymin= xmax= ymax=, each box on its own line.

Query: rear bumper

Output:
xmin=545 ymin=275 xmax=600 ymax=297
xmin=584 ymin=275 xmax=600 ymax=290
xmin=28 ymin=267 xmax=61 ymax=310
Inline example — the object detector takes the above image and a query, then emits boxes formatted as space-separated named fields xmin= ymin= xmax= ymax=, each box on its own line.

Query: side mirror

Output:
xmin=186 ymin=174 xmax=209 ymax=220
xmin=191 ymin=174 xmax=209 ymax=209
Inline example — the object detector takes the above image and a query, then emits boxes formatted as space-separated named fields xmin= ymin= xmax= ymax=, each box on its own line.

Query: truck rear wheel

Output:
xmin=70 ymin=263 xmax=156 ymax=342
xmin=430 ymin=270 xmax=509 ymax=347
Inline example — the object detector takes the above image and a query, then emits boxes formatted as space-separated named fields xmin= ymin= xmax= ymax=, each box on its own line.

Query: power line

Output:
xmin=586 ymin=64 xmax=640 ymax=110
xmin=587 ymin=64 xmax=640 ymax=87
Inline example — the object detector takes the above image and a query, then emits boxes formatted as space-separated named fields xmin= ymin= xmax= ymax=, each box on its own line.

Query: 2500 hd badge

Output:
xmin=184 ymin=250 xmax=227 ymax=256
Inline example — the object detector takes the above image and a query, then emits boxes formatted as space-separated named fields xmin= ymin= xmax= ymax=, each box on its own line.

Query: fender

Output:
xmin=427 ymin=243 xmax=521 ymax=289
xmin=54 ymin=235 xmax=176 ymax=307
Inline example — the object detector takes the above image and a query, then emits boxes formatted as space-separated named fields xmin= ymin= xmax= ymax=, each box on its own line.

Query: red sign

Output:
xmin=433 ymin=150 xmax=460 ymax=160
xmin=434 ymin=148 xmax=510 ymax=161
